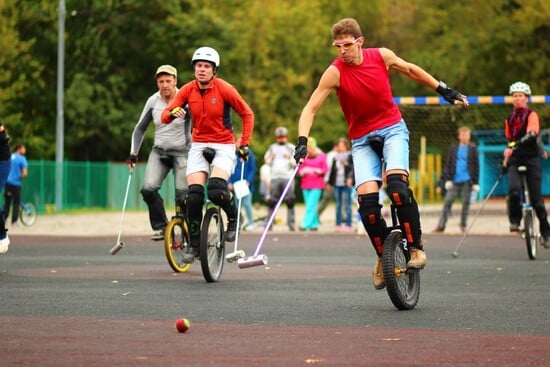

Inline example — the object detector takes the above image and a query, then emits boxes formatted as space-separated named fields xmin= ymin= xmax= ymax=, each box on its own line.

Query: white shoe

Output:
xmin=245 ymin=223 xmax=255 ymax=231
xmin=0 ymin=234 xmax=10 ymax=254
xmin=151 ymin=229 xmax=165 ymax=241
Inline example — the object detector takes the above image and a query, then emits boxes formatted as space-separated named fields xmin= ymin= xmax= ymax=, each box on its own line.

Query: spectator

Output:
xmin=317 ymin=140 xmax=337 ymax=220
xmin=328 ymin=137 xmax=354 ymax=231
xmin=4 ymin=144 xmax=28 ymax=227
xmin=229 ymin=135 xmax=257 ymax=231
xmin=434 ymin=126 xmax=479 ymax=233
xmin=298 ymin=138 xmax=328 ymax=231
xmin=264 ymin=127 xmax=297 ymax=231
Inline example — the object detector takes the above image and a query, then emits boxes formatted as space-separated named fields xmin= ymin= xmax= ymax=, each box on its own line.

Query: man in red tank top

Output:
xmin=295 ymin=18 xmax=468 ymax=290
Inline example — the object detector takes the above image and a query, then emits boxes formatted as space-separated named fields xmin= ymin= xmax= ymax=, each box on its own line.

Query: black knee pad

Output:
xmin=207 ymin=177 xmax=230 ymax=207
xmin=386 ymin=174 xmax=411 ymax=206
xmin=358 ymin=193 xmax=387 ymax=257
xmin=207 ymin=177 xmax=237 ymax=219
xmin=140 ymin=188 xmax=162 ymax=204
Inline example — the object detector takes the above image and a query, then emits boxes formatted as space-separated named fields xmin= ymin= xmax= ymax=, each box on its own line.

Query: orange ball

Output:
xmin=175 ymin=318 xmax=190 ymax=333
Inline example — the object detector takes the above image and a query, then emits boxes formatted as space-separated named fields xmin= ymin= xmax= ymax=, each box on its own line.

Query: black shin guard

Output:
xmin=186 ymin=184 xmax=205 ymax=239
xmin=358 ymin=192 xmax=387 ymax=257
xmin=386 ymin=174 xmax=423 ymax=248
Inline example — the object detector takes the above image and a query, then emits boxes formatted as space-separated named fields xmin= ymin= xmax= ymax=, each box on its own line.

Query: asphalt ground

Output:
xmin=1 ymin=227 xmax=549 ymax=366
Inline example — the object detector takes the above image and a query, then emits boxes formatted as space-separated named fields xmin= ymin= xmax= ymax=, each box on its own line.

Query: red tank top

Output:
xmin=332 ymin=48 xmax=402 ymax=139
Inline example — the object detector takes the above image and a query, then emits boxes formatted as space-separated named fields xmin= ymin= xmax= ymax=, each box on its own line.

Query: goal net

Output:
xmin=398 ymin=96 xmax=550 ymax=202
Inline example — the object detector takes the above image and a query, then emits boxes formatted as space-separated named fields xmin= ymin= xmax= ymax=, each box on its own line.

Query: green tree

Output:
xmin=0 ymin=1 xmax=46 ymax=153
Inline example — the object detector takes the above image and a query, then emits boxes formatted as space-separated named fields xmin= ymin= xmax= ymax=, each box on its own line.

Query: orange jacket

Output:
xmin=161 ymin=78 xmax=254 ymax=145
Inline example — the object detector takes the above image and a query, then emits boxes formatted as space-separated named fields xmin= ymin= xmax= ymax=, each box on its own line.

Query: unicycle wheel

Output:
xmin=523 ymin=210 xmax=537 ymax=260
xmin=20 ymin=202 xmax=37 ymax=226
xmin=382 ymin=231 xmax=420 ymax=310
xmin=164 ymin=217 xmax=192 ymax=273
xmin=200 ymin=207 xmax=225 ymax=282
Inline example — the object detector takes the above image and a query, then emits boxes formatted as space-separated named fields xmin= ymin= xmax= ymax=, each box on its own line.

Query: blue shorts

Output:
xmin=351 ymin=120 xmax=410 ymax=187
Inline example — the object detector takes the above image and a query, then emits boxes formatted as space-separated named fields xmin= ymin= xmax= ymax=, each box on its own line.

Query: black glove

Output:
xmin=126 ymin=154 xmax=138 ymax=166
xmin=436 ymin=81 xmax=466 ymax=104
xmin=237 ymin=145 xmax=250 ymax=161
xmin=519 ymin=131 xmax=536 ymax=145
xmin=294 ymin=136 xmax=308 ymax=164
xmin=501 ymin=162 xmax=508 ymax=175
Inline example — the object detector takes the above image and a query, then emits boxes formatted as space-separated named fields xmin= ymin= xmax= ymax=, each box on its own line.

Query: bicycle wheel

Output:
xmin=164 ymin=217 xmax=192 ymax=273
xmin=382 ymin=231 xmax=420 ymax=310
xmin=200 ymin=207 xmax=225 ymax=282
xmin=19 ymin=202 xmax=37 ymax=226
xmin=523 ymin=209 xmax=537 ymax=260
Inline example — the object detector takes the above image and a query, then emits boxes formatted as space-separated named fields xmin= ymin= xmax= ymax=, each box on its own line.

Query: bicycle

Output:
xmin=164 ymin=200 xmax=226 ymax=282
xmin=517 ymin=165 xmax=539 ymax=260
xmin=368 ymin=136 xmax=420 ymax=310
xmin=19 ymin=201 xmax=37 ymax=226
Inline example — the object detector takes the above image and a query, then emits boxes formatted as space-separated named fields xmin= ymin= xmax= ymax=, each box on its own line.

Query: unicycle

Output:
xmin=518 ymin=165 xmax=539 ymax=260
xmin=382 ymin=204 xmax=421 ymax=310
xmin=200 ymin=203 xmax=225 ymax=282
xmin=164 ymin=211 xmax=192 ymax=273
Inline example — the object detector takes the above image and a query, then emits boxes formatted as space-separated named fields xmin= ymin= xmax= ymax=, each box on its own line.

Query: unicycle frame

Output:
xmin=518 ymin=165 xmax=539 ymax=260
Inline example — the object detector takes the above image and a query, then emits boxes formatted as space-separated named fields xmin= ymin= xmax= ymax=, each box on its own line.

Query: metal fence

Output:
xmin=22 ymin=161 xmax=176 ymax=214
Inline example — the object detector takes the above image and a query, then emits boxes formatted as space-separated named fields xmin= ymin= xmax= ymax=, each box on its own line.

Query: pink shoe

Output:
xmin=335 ymin=225 xmax=342 ymax=231
xmin=344 ymin=225 xmax=353 ymax=232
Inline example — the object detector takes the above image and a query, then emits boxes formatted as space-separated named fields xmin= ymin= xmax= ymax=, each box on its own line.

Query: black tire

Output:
xmin=382 ymin=231 xmax=420 ymax=310
xmin=19 ymin=202 xmax=37 ymax=226
xmin=523 ymin=209 xmax=537 ymax=260
xmin=200 ymin=207 xmax=225 ymax=282
xmin=164 ymin=217 xmax=192 ymax=273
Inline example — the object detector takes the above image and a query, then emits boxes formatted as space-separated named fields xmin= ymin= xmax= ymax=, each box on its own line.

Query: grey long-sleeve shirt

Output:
xmin=130 ymin=90 xmax=191 ymax=154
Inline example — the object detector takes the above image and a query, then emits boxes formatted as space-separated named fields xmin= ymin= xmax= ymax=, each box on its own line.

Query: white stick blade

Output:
xmin=237 ymin=254 xmax=268 ymax=269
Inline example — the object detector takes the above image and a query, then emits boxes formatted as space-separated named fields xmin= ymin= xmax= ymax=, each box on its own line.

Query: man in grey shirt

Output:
xmin=127 ymin=65 xmax=191 ymax=240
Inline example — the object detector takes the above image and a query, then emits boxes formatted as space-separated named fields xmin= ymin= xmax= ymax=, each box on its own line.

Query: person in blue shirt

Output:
xmin=434 ymin=126 xmax=479 ymax=233
xmin=228 ymin=135 xmax=257 ymax=231
xmin=4 ymin=144 xmax=28 ymax=227
xmin=0 ymin=121 xmax=11 ymax=254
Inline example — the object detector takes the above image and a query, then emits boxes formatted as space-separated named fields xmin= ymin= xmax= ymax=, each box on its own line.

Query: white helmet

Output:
xmin=191 ymin=46 xmax=220 ymax=68
xmin=509 ymin=81 xmax=531 ymax=96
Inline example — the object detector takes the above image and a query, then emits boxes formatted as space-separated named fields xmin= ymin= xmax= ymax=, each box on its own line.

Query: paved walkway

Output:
xmin=8 ymin=199 xmax=517 ymax=237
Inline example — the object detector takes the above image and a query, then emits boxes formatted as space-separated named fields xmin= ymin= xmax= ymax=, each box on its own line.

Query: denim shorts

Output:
xmin=351 ymin=120 xmax=410 ymax=187
xmin=187 ymin=142 xmax=237 ymax=177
